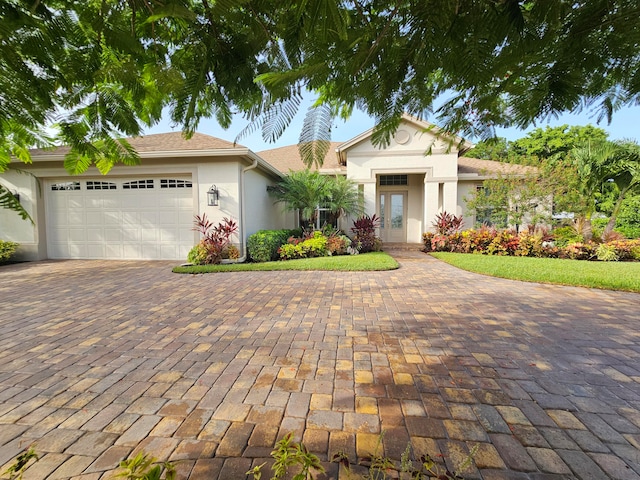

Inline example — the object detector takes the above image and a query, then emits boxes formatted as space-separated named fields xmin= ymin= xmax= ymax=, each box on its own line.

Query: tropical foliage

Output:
xmin=423 ymin=225 xmax=640 ymax=262
xmin=267 ymin=170 xmax=362 ymax=227
xmin=188 ymin=214 xmax=238 ymax=265
xmin=0 ymin=240 xmax=19 ymax=263
xmin=466 ymin=125 xmax=640 ymax=241
xmin=3 ymin=0 xmax=640 ymax=173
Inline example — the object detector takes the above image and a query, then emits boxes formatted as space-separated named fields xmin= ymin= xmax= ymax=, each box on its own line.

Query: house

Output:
xmin=261 ymin=114 xmax=534 ymax=242
xmin=1 ymin=133 xmax=288 ymax=262
xmin=2 ymin=115 xmax=531 ymax=261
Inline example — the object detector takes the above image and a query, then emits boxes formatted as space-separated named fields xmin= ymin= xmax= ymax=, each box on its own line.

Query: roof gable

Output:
xmin=337 ymin=113 xmax=472 ymax=160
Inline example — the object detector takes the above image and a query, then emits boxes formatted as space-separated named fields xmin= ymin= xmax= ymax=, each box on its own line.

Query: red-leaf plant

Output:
xmin=193 ymin=214 xmax=239 ymax=264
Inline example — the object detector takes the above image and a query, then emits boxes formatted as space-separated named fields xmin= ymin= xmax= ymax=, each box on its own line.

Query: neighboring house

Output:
xmin=2 ymin=114 xmax=531 ymax=261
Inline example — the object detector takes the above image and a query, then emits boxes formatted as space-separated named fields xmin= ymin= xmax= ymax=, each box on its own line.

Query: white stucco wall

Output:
xmin=457 ymin=180 xmax=481 ymax=230
xmin=244 ymin=167 xmax=289 ymax=237
xmin=0 ymin=171 xmax=40 ymax=260
xmin=343 ymin=120 xmax=462 ymax=242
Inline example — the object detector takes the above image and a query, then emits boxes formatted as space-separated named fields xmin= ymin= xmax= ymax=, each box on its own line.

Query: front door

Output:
xmin=379 ymin=192 xmax=407 ymax=243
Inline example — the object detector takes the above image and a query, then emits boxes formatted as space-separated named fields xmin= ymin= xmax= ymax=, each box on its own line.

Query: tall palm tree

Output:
xmin=601 ymin=141 xmax=640 ymax=239
xmin=570 ymin=141 xmax=617 ymax=241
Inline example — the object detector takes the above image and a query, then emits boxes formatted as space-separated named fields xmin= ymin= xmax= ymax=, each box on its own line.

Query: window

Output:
xmin=123 ymin=179 xmax=154 ymax=189
xmin=380 ymin=175 xmax=408 ymax=186
xmin=51 ymin=182 xmax=80 ymax=191
xmin=475 ymin=185 xmax=501 ymax=227
xmin=160 ymin=179 xmax=192 ymax=188
xmin=86 ymin=181 xmax=116 ymax=190
xmin=315 ymin=206 xmax=337 ymax=230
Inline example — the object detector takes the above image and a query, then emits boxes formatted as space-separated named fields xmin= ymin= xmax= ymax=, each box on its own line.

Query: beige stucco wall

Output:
xmin=0 ymin=170 xmax=41 ymax=260
xmin=243 ymin=167 xmax=290 ymax=237
xmin=457 ymin=180 xmax=481 ymax=230
xmin=344 ymin=121 xmax=462 ymax=242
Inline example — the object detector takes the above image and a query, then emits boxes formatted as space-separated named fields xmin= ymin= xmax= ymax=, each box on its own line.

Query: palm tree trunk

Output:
xmin=602 ymin=186 xmax=631 ymax=240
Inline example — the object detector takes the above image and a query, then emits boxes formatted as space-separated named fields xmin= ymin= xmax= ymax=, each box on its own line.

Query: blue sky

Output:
xmin=146 ymin=98 xmax=640 ymax=152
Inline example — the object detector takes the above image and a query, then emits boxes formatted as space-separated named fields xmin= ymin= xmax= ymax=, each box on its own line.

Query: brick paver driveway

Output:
xmin=1 ymin=253 xmax=639 ymax=479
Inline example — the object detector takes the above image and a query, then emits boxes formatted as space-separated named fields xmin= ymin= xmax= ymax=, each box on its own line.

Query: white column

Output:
xmin=443 ymin=181 xmax=458 ymax=217
xmin=363 ymin=181 xmax=377 ymax=217
xmin=424 ymin=180 xmax=440 ymax=232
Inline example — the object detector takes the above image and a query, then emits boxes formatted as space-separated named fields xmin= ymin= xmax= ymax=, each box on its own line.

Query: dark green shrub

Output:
xmin=552 ymin=225 xmax=583 ymax=247
xmin=248 ymin=229 xmax=299 ymax=262
xmin=0 ymin=240 xmax=19 ymax=263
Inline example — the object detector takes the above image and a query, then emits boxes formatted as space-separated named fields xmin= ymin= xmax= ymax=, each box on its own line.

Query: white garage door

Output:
xmin=46 ymin=177 xmax=195 ymax=260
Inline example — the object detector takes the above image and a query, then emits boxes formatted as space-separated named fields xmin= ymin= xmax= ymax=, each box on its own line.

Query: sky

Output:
xmin=145 ymin=97 xmax=640 ymax=153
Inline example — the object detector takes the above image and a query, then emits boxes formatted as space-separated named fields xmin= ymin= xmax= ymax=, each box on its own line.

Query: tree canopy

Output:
xmin=466 ymin=125 xmax=640 ymax=240
xmin=2 ymin=0 xmax=640 ymax=174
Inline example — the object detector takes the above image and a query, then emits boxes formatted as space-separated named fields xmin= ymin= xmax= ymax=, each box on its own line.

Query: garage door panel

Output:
xmin=69 ymin=229 xmax=87 ymax=242
xmin=67 ymin=197 xmax=85 ymax=209
xmin=46 ymin=177 xmax=194 ymax=260
xmin=87 ymin=244 xmax=106 ymax=257
xmin=105 ymin=244 xmax=123 ymax=257
xmin=86 ymin=228 xmax=104 ymax=242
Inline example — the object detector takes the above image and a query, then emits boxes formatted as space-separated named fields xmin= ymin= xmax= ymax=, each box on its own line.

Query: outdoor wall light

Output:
xmin=207 ymin=185 xmax=219 ymax=206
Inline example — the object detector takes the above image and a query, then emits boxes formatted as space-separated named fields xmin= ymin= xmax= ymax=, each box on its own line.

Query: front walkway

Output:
xmin=0 ymin=255 xmax=639 ymax=479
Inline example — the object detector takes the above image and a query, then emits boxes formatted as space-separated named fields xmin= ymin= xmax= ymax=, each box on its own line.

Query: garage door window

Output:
xmin=87 ymin=181 xmax=116 ymax=190
xmin=51 ymin=181 xmax=81 ymax=191
xmin=123 ymin=179 xmax=154 ymax=189
xmin=161 ymin=179 xmax=192 ymax=188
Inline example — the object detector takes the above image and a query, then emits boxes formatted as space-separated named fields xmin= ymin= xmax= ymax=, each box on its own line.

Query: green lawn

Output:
xmin=431 ymin=252 xmax=640 ymax=293
xmin=172 ymin=251 xmax=399 ymax=273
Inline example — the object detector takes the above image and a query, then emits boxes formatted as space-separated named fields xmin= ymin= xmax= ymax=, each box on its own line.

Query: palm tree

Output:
xmin=324 ymin=175 xmax=364 ymax=226
xmin=570 ymin=141 xmax=618 ymax=241
xmin=601 ymin=141 xmax=640 ymax=239
xmin=267 ymin=170 xmax=331 ymax=227
xmin=267 ymin=170 xmax=362 ymax=228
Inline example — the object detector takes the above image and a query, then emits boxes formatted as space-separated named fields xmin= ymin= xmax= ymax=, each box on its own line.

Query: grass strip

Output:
xmin=173 ymin=251 xmax=399 ymax=273
xmin=431 ymin=252 xmax=640 ymax=293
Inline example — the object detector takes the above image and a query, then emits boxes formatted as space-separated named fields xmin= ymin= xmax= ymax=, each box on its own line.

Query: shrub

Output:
xmin=596 ymin=243 xmax=619 ymax=262
xmin=553 ymin=225 xmax=583 ymax=247
xmin=605 ymin=239 xmax=640 ymax=260
xmin=422 ymin=232 xmax=435 ymax=252
xmin=0 ymin=240 xmax=19 ymax=263
xmin=351 ymin=214 xmax=382 ymax=253
xmin=247 ymin=229 xmax=298 ymax=262
xmin=326 ymin=233 xmax=351 ymax=255
xmin=562 ymin=242 xmax=596 ymax=260
xmin=187 ymin=242 xmax=209 ymax=265
xmin=433 ymin=211 xmax=464 ymax=235
xmin=514 ymin=233 xmax=542 ymax=257
xmin=191 ymin=214 xmax=238 ymax=265
xmin=487 ymin=230 xmax=519 ymax=256
xmin=463 ymin=226 xmax=498 ymax=253
xmin=278 ymin=231 xmax=328 ymax=260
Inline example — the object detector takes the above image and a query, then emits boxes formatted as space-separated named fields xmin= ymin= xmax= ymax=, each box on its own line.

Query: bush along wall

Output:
xmin=423 ymin=226 xmax=640 ymax=262
xmin=0 ymin=240 xmax=19 ymax=263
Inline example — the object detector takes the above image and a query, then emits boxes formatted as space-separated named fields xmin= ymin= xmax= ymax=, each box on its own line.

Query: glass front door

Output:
xmin=379 ymin=192 xmax=407 ymax=242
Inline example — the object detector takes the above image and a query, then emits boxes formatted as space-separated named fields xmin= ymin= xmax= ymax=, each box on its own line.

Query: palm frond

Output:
xmin=0 ymin=182 xmax=33 ymax=223
xmin=298 ymin=103 xmax=332 ymax=168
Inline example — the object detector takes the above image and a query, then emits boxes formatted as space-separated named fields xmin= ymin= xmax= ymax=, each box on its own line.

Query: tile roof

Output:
xmin=29 ymin=132 xmax=244 ymax=156
xmin=257 ymin=142 xmax=345 ymax=173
